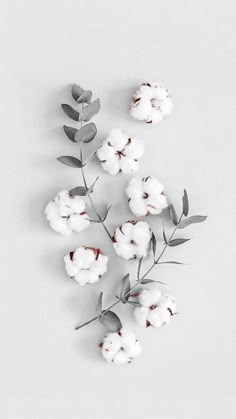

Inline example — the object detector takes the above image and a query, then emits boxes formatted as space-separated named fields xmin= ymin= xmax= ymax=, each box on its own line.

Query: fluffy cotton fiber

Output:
xmin=130 ymin=82 xmax=173 ymax=125
xmin=113 ymin=220 xmax=151 ymax=260
xmin=125 ymin=176 xmax=168 ymax=217
xmin=64 ymin=247 xmax=108 ymax=285
xmin=45 ymin=190 xmax=90 ymax=236
xmin=134 ymin=287 xmax=176 ymax=328
xmin=99 ymin=328 xmax=142 ymax=365
xmin=97 ymin=129 xmax=144 ymax=175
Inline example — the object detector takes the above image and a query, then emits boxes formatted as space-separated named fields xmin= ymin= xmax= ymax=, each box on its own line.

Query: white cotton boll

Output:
xmin=99 ymin=329 xmax=142 ymax=365
xmin=148 ymin=307 xmax=171 ymax=327
xmin=113 ymin=221 xmax=151 ymax=260
xmin=97 ymin=129 xmax=144 ymax=176
xmin=134 ymin=287 xmax=176 ymax=328
xmin=130 ymin=83 xmax=172 ymax=124
xmin=45 ymin=191 xmax=90 ymax=236
xmin=133 ymin=306 xmax=149 ymax=327
xmin=126 ymin=176 xmax=168 ymax=217
xmin=64 ymin=247 xmax=108 ymax=286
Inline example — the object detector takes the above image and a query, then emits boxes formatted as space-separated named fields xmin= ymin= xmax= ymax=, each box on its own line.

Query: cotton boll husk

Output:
xmin=139 ymin=288 xmax=162 ymax=307
xmin=148 ymin=307 xmax=171 ymax=327
xmin=133 ymin=306 xmax=149 ymax=327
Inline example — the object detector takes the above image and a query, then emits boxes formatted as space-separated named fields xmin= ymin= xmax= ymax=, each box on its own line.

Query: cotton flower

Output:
xmin=113 ymin=220 xmax=151 ymax=260
xmin=134 ymin=288 xmax=176 ymax=328
xmin=130 ymin=82 xmax=173 ymax=125
xmin=64 ymin=246 xmax=108 ymax=285
xmin=99 ymin=328 xmax=142 ymax=365
xmin=97 ymin=129 xmax=144 ymax=175
xmin=45 ymin=190 xmax=90 ymax=236
xmin=125 ymin=176 xmax=168 ymax=217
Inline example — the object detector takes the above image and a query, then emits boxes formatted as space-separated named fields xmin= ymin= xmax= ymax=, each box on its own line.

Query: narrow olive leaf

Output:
xmin=88 ymin=177 xmax=99 ymax=193
xmin=63 ymin=125 xmax=78 ymax=142
xmin=120 ymin=274 xmax=131 ymax=303
xmin=168 ymin=238 xmax=190 ymax=247
xmin=127 ymin=301 xmax=142 ymax=307
xmin=159 ymin=261 xmax=184 ymax=265
xmin=77 ymin=90 xmax=92 ymax=104
xmin=163 ymin=228 xmax=168 ymax=244
xmin=99 ymin=310 xmax=122 ymax=332
xmin=137 ymin=257 xmax=143 ymax=280
xmin=178 ymin=215 xmax=207 ymax=229
xmin=182 ymin=189 xmax=189 ymax=216
xmin=102 ymin=204 xmax=112 ymax=221
xmin=141 ymin=278 xmax=166 ymax=285
xmin=61 ymin=104 xmax=80 ymax=121
xmin=79 ymin=99 xmax=101 ymax=122
xmin=71 ymin=83 xmax=85 ymax=101
xmin=169 ymin=203 xmax=178 ymax=225
xmin=69 ymin=186 xmax=88 ymax=196
xmin=74 ymin=123 xmax=97 ymax=143
xmin=96 ymin=292 xmax=103 ymax=316
xmin=151 ymin=232 xmax=157 ymax=256
xmin=57 ymin=156 xmax=82 ymax=168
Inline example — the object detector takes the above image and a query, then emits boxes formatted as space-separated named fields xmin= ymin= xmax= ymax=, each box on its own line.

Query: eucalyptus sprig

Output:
xmin=57 ymin=83 xmax=112 ymax=242
xmin=75 ymin=190 xmax=207 ymax=331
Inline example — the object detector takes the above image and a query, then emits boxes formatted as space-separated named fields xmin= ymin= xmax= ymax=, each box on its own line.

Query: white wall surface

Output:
xmin=0 ymin=1 xmax=235 ymax=418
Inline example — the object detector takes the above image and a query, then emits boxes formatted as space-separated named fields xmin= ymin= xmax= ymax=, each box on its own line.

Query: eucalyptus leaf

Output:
xmin=163 ymin=228 xmax=168 ymax=244
xmin=137 ymin=257 xmax=143 ymax=280
xmin=178 ymin=215 xmax=207 ymax=229
xmin=74 ymin=123 xmax=97 ymax=143
xmin=127 ymin=301 xmax=142 ymax=307
xmin=120 ymin=274 xmax=130 ymax=303
xmin=79 ymin=99 xmax=101 ymax=122
xmin=182 ymin=189 xmax=189 ymax=216
xmin=57 ymin=156 xmax=82 ymax=168
xmin=168 ymin=238 xmax=190 ymax=247
xmin=169 ymin=204 xmax=178 ymax=226
xmin=69 ymin=186 xmax=88 ymax=196
xmin=77 ymin=90 xmax=92 ymax=104
xmin=99 ymin=310 xmax=122 ymax=332
xmin=61 ymin=104 xmax=80 ymax=121
xmin=71 ymin=83 xmax=85 ymax=101
xmin=63 ymin=125 xmax=78 ymax=142
xmin=88 ymin=177 xmax=99 ymax=193
xmin=141 ymin=278 xmax=166 ymax=285
xmin=151 ymin=233 xmax=157 ymax=256
xmin=96 ymin=292 xmax=103 ymax=315
xmin=102 ymin=204 xmax=112 ymax=221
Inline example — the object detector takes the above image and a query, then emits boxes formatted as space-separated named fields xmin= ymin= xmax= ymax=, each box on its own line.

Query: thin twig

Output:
xmin=75 ymin=212 xmax=184 ymax=330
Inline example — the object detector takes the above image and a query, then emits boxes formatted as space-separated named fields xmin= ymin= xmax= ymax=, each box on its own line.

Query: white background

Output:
xmin=0 ymin=1 xmax=235 ymax=417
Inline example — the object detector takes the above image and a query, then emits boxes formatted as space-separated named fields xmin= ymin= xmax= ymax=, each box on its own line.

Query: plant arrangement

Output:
xmin=45 ymin=83 xmax=207 ymax=365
